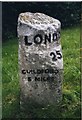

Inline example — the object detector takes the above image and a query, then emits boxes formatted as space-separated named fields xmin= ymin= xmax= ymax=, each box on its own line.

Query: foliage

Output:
xmin=2 ymin=27 xmax=81 ymax=118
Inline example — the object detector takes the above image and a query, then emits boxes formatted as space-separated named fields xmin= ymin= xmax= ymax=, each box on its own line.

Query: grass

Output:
xmin=2 ymin=26 xmax=81 ymax=119
xmin=61 ymin=27 xmax=81 ymax=118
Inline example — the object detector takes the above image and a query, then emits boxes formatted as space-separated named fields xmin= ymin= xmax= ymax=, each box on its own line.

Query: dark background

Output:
xmin=2 ymin=2 xmax=81 ymax=40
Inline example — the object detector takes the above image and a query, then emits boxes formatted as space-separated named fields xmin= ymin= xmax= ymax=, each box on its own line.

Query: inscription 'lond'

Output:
xmin=24 ymin=32 xmax=60 ymax=46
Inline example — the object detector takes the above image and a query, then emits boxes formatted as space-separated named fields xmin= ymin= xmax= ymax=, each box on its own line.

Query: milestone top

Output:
xmin=18 ymin=12 xmax=61 ymax=30
xmin=17 ymin=12 xmax=63 ymax=70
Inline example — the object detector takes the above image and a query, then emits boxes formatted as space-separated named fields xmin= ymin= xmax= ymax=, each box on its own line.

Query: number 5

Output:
xmin=56 ymin=50 xmax=62 ymax=59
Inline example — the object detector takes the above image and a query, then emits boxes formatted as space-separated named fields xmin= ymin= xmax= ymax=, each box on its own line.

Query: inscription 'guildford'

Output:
xmin=24 ymin=32 xmax=60 ymax=46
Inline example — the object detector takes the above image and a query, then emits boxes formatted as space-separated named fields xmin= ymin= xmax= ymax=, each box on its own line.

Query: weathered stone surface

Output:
xmin=17 ymin=12 xmax=63 ymax=105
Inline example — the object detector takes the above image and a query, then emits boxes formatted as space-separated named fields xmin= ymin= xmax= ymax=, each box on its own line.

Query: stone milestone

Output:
xmin=17 ymin=12 xmax=63 ymax=106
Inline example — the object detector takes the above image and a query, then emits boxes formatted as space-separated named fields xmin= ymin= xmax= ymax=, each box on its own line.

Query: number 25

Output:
xmin=50 ymin=51 xmax=62 ymax=61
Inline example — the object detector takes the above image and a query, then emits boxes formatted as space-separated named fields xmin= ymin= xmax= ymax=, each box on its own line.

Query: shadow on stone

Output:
xmin=20 ymin=98 xmax=62 ymax=118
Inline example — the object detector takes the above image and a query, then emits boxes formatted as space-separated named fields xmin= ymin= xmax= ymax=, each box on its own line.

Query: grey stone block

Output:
xmin=17 ymin=12 xmax=63 ymax=106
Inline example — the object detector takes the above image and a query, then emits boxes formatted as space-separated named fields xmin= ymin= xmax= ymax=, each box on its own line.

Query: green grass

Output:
xmin=2 ymin=26 xmax=81 ymax=119
xmin=61 ymin=27 xmax=81 ymax=118
xmin=2 ymin=39 xmax=20 ymax=118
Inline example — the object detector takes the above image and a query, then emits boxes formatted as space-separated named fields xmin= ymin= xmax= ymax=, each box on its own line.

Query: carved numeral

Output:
xmin=50 ymin=51 xmax=62 ymax=61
